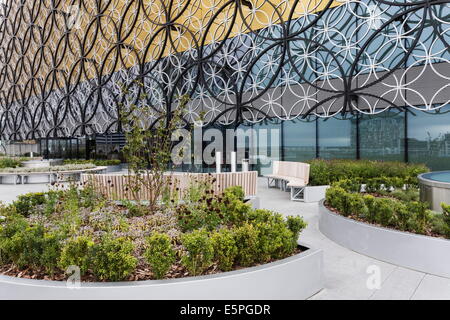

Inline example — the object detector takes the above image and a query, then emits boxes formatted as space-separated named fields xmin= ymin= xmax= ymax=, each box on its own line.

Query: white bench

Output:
xmin=264 ymin=161 xmax=310 ymax=201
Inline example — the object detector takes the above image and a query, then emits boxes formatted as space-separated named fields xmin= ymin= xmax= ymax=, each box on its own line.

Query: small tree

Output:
xmin=120 ymin=82 xmax=189 ymax=212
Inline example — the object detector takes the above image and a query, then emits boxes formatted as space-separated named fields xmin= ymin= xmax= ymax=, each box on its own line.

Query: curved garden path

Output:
xmin=0 ymin=178 xmax=449 ymax=300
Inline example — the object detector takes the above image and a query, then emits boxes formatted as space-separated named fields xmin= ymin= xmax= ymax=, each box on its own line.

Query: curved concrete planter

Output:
xmin=304 ymin=185 xmax=330 ymax=202
xmin=418 ymin=172 xmax=450 ymax=212
xmin=319 ymin=201 xmax=450 ymax=278
xmin=0 ymin=244 xmax=322 ymax=300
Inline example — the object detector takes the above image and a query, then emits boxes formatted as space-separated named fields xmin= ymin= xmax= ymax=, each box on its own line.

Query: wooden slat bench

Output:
xmin=81 ymin=171 xmax=258 ymax=201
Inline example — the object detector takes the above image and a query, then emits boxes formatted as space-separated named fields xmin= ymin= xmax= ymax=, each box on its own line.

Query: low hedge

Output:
xmin=332 ymin=176 xmax=420 ymax=193
xmin=441 ymin=203 xmax=450 ymax=238
xmin=308 ymin=159 xmax=429 ymax=186
xmin=63 ymin=159 xmax=121 ymax=167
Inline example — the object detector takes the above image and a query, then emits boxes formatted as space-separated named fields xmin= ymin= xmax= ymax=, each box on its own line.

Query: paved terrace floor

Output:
xmin=0 ymin=178 xmax=450 ymax=300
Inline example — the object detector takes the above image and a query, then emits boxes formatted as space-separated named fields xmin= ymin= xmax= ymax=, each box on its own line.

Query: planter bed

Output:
xmin=319 ymin=201 xmax=450 ymax=278
xmin=0 ymin=182 xmax=317 ymax=299
xmin=0 ymin=243 xmax=323 ymax=300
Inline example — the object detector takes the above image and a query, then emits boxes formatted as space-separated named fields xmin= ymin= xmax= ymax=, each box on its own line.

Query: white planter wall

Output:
xmin=319 ymin=201 xmax=450 ymax=278
xmin=0 ymin=244 xmax=323 ymax=300
xmin=304 ymin=186 xmax=330 ymax=202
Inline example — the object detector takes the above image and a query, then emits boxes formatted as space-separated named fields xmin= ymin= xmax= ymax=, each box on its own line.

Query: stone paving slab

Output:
xmin=411 ymin=275 xmax=450 ymax=300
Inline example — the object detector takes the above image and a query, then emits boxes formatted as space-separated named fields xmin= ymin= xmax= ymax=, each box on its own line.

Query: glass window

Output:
xmin=283 ymin=119 xmax=316 ymax=162
xmin=250 ymin=121 xmax=281 ymax=176
xmin=408 ymin=106 xmax=450 ymax=171
xmin=318 ymin=117 xmax=357 ymax=159
xmin=359 ymin=110 xmax=405 ymax=161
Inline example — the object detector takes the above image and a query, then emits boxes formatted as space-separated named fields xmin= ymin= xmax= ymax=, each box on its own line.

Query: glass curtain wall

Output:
xmin=359 ymin=111 xmax=405 ymax=161
xmin=318 ymin=117 xmax=357 ymax=159
xmin=408 ymin=106 xmax=450 ymax=171
xmin=278 ymin=106 xmax=450 ymax=173
xmin=251 ymin=121 xmax=282 ymax=176
xmin=283 ymin=119 xmax=316 ymax=162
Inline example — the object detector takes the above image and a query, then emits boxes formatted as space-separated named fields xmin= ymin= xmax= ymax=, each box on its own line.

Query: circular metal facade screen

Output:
xmin=0 ymin=0 xmax=449 ymax=139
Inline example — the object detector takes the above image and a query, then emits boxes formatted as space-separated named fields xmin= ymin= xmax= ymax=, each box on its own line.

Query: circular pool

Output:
xmin=418 ymin=171 xmax=450 ymax=212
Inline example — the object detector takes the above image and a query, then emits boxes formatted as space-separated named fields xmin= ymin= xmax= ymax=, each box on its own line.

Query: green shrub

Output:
xmin=144 ymin=232 xmax=176 ymax=279
xmin=373 ymin=198 xmax=396 ymax=226
xmin=0 ymin=215 xmax=29 ymax=263
xmin=63 ymin=185 xmax=80 ymax=216
xmin=384 ymin=176 xmax=406 ymax=190
xmin=347 ymin=193 xmax=369 ymax=218
xmin=442 ymin=203 xmax=450 ymax=238
xmin=442 ymin=203 xmax=450 ymax=216
xmin=177 ymin=202 xmax=222 ymax=232
xmin=286 ymin=216 xmax=308 ymax=239
xmin=365 ymin=177 xmax=384 ymax=193
xmin=59 ymin=236 xmax=94 ymax=275
xmin=325 ymin=186 xmax=348 ymax=212
xmin=223 ymin=186 xmax=245 ymax=201
xmin=211 ymin=228 xmax=238 ymax=271
xmin=91 ymin=236 xmax=137 ymax=281
xmin=390 ymin=189 xmax=420 ymax=202
xmin=393 ymin=201 xmax=410 ymax=231
xmin=247 ymin=208 xmax=280 ymax=224
xmin=0 ymin=223 xmax=59 ymax=271
xmin=41 ymin=232 xmax=62 ymax=274
xmin=181 ymin=229 xmax=214 ymax=276
xmin=219 ymin=194 xmax=252 ymax=225
xmin=0 ymin=158 xmax=22 ymax=169
xmin=326 ymin=187 xmax=361 ymax=216
xmin=407 ymin=202 xmax=431 ymax=234
xmin=233 ymin=223 xmax=258 ymax=267
xmin=308 ymin=159 xmax=428 ymax=186
xmin=79 ymin=183 xmax=103 ymax=209
xmin=121 ymin=200 xmax=146 ymax=217
xmin=8 ymin=225 xmax=45 ymax=268
xmin=253 ymin=219 xmax=296 ymax=262
xmin=93 ymin=159 xmax=121 ymax=166
xmin=430 ymin=211 xmax=449 ymax=238
xmin=363 ymin=194 xmax=377 ymax=223
xmin=43 ymin=191 xmax=63 ymax=215
xmin=177 ymin=185 xmax=251 ymax=231
xmin=183 ymin=179 xmax=213 ymax=204
xmin=13 ymin=192 xmax=46 ymax=216
xmin=333 ymin=179 xmax=362 ymax=193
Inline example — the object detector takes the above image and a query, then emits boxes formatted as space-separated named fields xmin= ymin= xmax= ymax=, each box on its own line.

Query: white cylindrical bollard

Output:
xmin=242 ymin=159 xmax=249 ymax=172
xmin=231 ymin=151 xmax=237 ymax=173
xmin=215 ymin=151 xmax=222 ymax=173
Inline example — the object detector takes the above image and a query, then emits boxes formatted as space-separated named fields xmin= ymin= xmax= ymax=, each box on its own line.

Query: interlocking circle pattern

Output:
xmin=0 ymin=0 xmax=449 ymax=139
